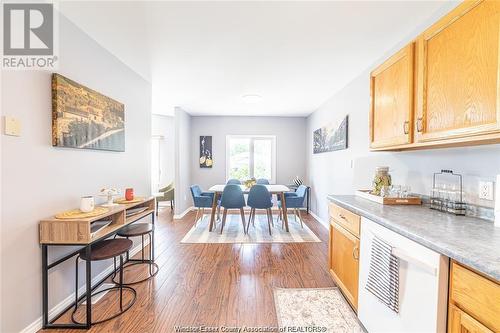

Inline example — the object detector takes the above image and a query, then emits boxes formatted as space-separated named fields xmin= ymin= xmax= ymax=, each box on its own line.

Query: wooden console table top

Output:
xmin=39 ymin=197 xmax=155 ymax=245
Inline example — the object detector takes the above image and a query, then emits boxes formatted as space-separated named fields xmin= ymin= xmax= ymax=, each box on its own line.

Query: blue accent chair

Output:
xmin=247 ymin=185 xmax=273 ymax=235
xmin=220 ymin=184 xmax=246 ymax=234
xmin=190 ymin=185 xmax=215 ymax=226
xmin=278 ymin=185 xmax=307 ymax=228
xmin=226 ymin=179 xmax=242 ymax=185
xmin=256 ymin=178 xmax=270 ymax=185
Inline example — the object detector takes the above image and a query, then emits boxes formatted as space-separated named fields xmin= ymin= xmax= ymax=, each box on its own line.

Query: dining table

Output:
xmin=207 ymin=184 xmax=291 ymax=232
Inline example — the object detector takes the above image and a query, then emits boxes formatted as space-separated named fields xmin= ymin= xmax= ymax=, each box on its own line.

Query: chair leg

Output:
xmin=294 ymin=209 xmax=298 ymax=222
xmin=217 ymin=205 xmax=221 ymax=221
xmin=170 ymin=200 xmax=173 ymax=209
xmin=240 ymin=208 xmax=246 ymax=234
xmin=119 ymin=255 xmax=124 ymax=311
xmin=156 ymin=200 xmax=159 ymax=216
xmin=221 ymin=209 xmax=228 ymax=234
xmin=297 ymin=209 xmax=304 ymax=228
xmin=246 ymin=208 xmax=254 ymax=233
xmin=266 ymin=208 xmax=272 ymax=236
xmin=194 ymin=208 xmax=200 ymax=226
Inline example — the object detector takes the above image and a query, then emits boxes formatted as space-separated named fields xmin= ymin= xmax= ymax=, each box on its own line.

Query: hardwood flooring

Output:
xmin=40 ymin=208 xmax=334 ymax=332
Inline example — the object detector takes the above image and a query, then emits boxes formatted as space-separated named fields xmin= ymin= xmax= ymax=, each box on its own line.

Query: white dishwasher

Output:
xmin=358 ymin=217 xmax=449 ymax=333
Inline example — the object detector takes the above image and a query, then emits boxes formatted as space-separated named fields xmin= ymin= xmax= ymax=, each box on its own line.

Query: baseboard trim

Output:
xmin=20 ymin=240 xmax=149 ymax=333
xmin=309 ymin=210 xmax=328 ymax=230
xmin=173 ymin=206 xmax=194 ymax=219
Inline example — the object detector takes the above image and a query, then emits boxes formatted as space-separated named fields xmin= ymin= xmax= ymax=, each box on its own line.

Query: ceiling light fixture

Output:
xmin=242 ymin=94 xmax=262 ymax=104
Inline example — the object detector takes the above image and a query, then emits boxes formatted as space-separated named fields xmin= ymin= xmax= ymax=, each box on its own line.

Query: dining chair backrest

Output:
xmin=295 ymin=185 xmax=307 ymax=198
xmin=226 ymin=178 xmax=242 ymax=185
xmin=256 ymin=178 xmax=270 ymax=185
xmin=247 ymin=185 xmax=273 ymax=209
xmin=220 ymin=184 xmax=246 ymax=208
xmin=190 ymin=184 xmax=202 ymax=198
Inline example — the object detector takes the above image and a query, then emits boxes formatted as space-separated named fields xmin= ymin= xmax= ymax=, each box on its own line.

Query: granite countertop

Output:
xmin=328 ymin=195 xmax=500 ymax=282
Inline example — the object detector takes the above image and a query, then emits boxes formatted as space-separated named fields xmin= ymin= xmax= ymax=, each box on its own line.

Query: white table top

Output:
xmin=208 ymin=184 xmax=290 ymax=193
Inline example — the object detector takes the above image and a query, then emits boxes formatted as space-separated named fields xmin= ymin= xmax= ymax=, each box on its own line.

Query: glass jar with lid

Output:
xmin=372 ymin=166 xmax=392 ymax=196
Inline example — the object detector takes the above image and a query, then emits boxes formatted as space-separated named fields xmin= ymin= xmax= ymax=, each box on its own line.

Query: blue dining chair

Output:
xmin=278 ymin=185 xmax=307 ymax=228
xmin=226 ymin=179 xmax=242 ymax=185
xmin=220 ymin=184 xmax=246 ymax=234
xmin=256 ymin=178 xmax=270 ymax=185
xmin=190 ymin=185 xmax=215 ymax=226
xmin=247 ymin=185 xmax=273 ymax=235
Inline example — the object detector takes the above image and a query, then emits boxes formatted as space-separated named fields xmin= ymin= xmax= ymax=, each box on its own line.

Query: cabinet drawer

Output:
xmin=450 ymin=262 xmax=500 ymax=332
xmin=329 ymin=203 xmax=360 ymax=237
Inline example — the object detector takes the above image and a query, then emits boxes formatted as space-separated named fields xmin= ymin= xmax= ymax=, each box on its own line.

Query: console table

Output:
xmin=39 ymin=197 xmax=155 ymax=329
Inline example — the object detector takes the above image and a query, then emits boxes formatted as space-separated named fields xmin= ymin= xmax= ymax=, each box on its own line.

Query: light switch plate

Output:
xmin=4 ymin=116 xmax=21 ymax=136
xmin=479 ymin=180 xmax=494 ymax=201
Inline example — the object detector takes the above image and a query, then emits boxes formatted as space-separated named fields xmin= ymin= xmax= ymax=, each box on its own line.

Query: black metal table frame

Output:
xmin=41 ymin=211 xmax=155 ymax=329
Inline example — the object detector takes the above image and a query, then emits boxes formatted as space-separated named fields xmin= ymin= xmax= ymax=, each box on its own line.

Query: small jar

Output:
xmin=372 ymin=166 xmax=392 ymax=196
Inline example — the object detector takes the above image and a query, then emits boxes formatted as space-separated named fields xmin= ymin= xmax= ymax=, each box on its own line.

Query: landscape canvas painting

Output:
xmin=52 ymin=74 xmax=125 ymax=152
xmin=199 ymin=136 xmax=213 ymax=168
xmin=313 ymin=115 xmax=348 ymax=154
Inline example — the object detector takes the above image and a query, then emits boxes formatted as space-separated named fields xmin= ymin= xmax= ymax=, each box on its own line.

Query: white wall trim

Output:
xmin=309 ymin=210 xmax=329 ymax=230
xmin=173 ymin=206 xmax=194 ymax=219
xmin=20 ymin=240 xmax=149 ymax=333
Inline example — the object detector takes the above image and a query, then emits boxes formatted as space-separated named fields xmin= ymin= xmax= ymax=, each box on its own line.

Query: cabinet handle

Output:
xmin=338 ymin=214 xmax=347 ymax=220
xmin=416 ymin=117 xmax=423 ymax=133
xmin=353 ymin=246 xmax=359 ymax=260
xmin=403 ymin=121 xmax=409 ymax=135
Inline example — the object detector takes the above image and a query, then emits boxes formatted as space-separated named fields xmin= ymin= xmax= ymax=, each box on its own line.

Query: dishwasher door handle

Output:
xmin=391 ymin=247 xmax=437 ymax=276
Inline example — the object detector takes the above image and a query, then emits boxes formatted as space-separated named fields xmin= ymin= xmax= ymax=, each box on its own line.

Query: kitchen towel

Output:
xmin=365 ymin=235 xmax=400 ymax=313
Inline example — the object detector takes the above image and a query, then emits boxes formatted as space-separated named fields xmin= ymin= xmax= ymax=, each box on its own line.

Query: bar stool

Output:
xmin=112 ymin=223 xmax=159 ymax=285
xmin=71 ymin=239 xmax=137 ymax=325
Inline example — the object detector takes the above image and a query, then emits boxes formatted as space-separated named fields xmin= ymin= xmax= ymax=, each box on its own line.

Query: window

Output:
xmin=226 ymin=135 xmax=276 ymax=183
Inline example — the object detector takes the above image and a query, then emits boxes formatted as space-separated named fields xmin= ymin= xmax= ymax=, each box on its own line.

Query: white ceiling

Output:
xmin=59 ymin=1 xmax=453 ymax=117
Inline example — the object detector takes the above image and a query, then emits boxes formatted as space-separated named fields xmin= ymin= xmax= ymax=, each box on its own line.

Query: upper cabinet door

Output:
xmin=415 ymin=0 xmax=500 ymax=143
xmin=370 ymin=43 xmax=415 ymax=149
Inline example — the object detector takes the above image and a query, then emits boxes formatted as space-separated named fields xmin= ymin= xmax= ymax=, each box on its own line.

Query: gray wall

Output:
xmin=190 ymin=116 xmax=307 ymax=191
xmin=306 ymin=1 xmax=500 ymax=225
xmin=174 ymin=107 xmax=193 ymax=216
xmin=0 ymin=15 xmax=152 ymax=333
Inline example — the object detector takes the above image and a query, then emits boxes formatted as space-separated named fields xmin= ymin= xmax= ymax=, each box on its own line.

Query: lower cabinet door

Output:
xmin=329 ymin=222 xmax=360 ymax=310
xmin=448 ymin=305 xmax=493 ymax=333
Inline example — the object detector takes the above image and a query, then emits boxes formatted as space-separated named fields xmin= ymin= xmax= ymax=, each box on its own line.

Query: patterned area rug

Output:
xmin=180 ymin=213 xmax=321 ymax=244
xmin=274 ymin=288 xmax=364 ymax=333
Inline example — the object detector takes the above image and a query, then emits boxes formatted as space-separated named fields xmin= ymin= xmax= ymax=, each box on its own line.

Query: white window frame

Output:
xmin=225 ymin=135 xmax=277 ymax=183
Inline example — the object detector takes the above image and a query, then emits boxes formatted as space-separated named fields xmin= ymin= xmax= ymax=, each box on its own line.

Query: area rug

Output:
xmin=274 ymin=288 xmax=364 ymax=333
xmin=180 ymin=214 xmax=321 ymax=244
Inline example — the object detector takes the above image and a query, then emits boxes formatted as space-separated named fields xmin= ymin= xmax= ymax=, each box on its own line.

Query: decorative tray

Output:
xmin=115 ymin=197 xmax=145 ymax=204
xmin=355 ymin=190 xmax=422 ymax=205
xmin=55 ymin=206 xmax=109 ymax=219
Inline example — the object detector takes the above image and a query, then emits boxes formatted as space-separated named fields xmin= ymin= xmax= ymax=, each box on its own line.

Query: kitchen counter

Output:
xmin=328 ymin=195 xmax=500 ymax=282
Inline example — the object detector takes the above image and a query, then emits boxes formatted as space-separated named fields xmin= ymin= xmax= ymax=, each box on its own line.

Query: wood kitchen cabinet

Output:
xmin=449 ymin=305 xmax=493 ymax=333
xmin=448 ymin=261 xmax=500 ymax=333
xmin=370 ymin=0 xmax=500 ymax=151
xmin=415 ymin=0 xmax=500 ymax=144
xmin=370 ymin=43 xmax=414 ymax=149
xmin=328 ymin=203 xmax=360 ymax=310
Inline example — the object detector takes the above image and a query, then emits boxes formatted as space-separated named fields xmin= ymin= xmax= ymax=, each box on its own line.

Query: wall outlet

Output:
xmin=3 ymin=116 xmax=21 ymax=136
xmin=478 ymin=181 xmax=494 ymax=200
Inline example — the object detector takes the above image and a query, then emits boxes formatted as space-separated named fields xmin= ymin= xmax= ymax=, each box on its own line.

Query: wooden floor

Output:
xmin=41 ymin=208 xmax=334 ymax=332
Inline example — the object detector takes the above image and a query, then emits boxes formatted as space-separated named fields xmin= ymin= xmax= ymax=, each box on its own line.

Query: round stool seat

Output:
xmin=117 ymin=223 xmax=154 ymax=237
xmin=80 ymin=239 xmax=133 ymax=261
